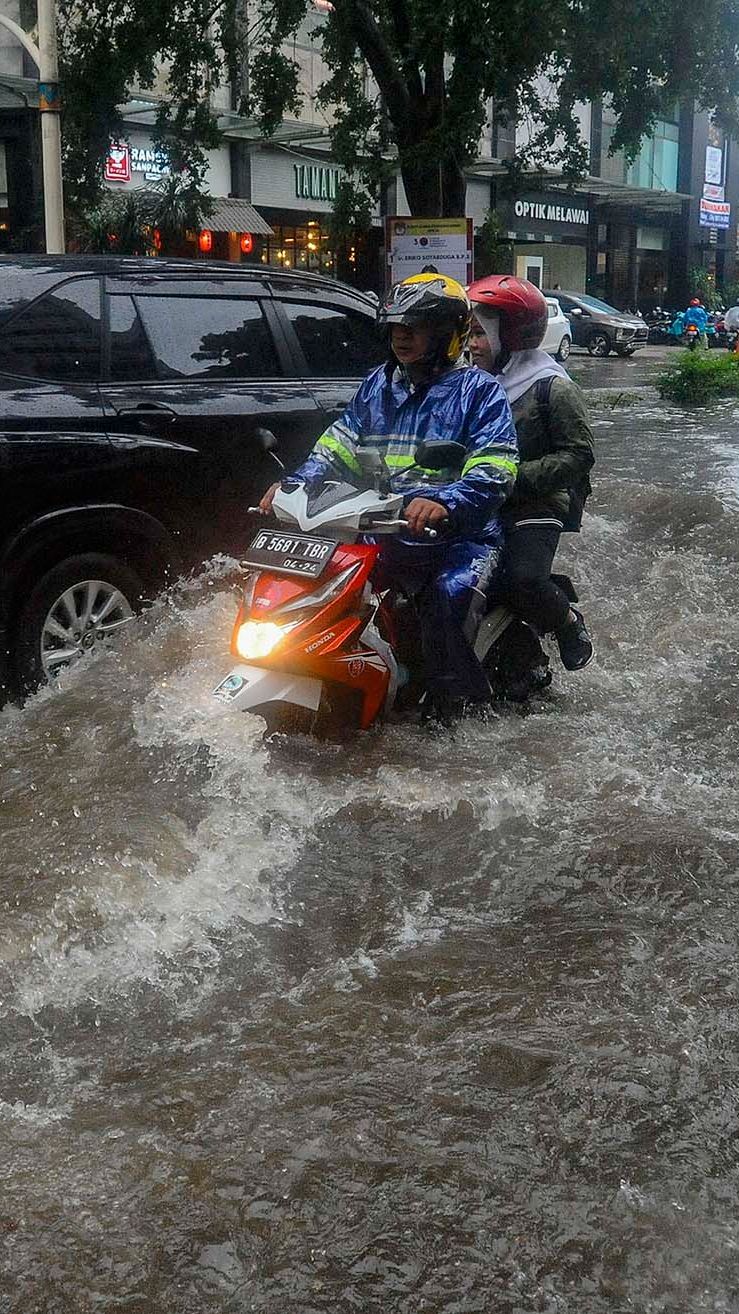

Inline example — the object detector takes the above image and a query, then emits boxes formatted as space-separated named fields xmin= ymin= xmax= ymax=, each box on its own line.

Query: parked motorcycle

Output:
xmin=645 ymin=307 xmax=675 ymax=345
xmin=212 ymin=441 xmax=580 ymax=736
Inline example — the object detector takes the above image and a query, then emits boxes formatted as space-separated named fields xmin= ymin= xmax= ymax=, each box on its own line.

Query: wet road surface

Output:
xmin=1 ymin=383 xmax=739 ymax=1312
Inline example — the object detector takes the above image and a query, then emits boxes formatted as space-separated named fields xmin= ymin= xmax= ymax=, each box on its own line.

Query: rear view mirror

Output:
xmin=415 ymin=439 xmax=467 ymax=470
xmin=356 ymin=447 xmax=384 ymax=477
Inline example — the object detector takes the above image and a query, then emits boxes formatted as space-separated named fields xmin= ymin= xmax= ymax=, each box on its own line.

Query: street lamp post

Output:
xmin=0 ymin=0 xmax=65 ymax=253
xmin=38 ymin=0 xmax=65 ymax=253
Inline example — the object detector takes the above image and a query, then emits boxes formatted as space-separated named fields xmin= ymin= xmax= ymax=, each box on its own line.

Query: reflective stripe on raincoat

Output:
xmin=292 ymin=361 xmax=518 ymax=541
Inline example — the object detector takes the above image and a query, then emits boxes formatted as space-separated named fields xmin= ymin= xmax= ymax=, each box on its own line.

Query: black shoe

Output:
xmin=421 ymin=692 xmax=466 ymax=727
xmin=555 ymin=608 xmax=593 ymax=671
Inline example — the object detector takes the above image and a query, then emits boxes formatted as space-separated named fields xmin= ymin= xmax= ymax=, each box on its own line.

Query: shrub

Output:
xmin=657 ymin=349 xmax=739 ymax=404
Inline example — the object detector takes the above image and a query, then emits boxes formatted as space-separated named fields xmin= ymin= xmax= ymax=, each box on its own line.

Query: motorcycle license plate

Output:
xmin=243 ymin=528 xmax=336 ymax=579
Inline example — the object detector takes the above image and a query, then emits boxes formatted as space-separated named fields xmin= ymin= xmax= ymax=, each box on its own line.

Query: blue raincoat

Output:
xmin=291 ymin=360 xmax=518 ymax=701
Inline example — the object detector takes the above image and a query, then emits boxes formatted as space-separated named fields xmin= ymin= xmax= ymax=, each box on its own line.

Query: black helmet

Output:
xmin=378 ymin=273 xmax=472 ymax=366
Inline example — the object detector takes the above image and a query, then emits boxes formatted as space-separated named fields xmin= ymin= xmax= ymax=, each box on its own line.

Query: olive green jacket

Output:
xmin=505 ymin=377 xmax=595 ymax=531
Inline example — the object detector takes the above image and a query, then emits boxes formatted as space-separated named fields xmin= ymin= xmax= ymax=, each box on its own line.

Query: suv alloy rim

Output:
xmin=589 ymin=333 xmax=610 ymax=357
xmin=40 ymin=579 xmax=135 ymax=678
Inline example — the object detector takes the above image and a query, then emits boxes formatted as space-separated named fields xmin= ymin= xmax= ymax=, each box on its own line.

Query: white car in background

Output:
xmin=542 ymin=297 xmax=572 ymax=361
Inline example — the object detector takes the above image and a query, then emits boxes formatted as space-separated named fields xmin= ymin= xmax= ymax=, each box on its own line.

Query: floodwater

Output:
xmin=2 ymin=392 xmax=739 ymax=1313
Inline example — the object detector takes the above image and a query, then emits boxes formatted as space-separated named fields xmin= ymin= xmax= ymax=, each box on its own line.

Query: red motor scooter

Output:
xmin=212 ymin=440 xmax=565 ymax=735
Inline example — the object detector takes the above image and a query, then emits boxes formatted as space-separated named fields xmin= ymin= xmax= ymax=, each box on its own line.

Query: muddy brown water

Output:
xmin=1 ymin=394 xmax=739 ymax=1313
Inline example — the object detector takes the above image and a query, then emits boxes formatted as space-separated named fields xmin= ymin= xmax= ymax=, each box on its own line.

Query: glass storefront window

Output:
xmin=251 ymin=220 xmax=337 ymax=276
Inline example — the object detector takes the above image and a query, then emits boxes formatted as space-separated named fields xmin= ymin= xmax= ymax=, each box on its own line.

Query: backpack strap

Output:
xmin=534 ymin=374 xmax=555 ymax=410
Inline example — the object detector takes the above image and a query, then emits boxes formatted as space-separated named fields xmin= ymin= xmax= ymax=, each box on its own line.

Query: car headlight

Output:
xmin=235 ymin=621 xmax=289 ymax=660
xmin=615 ymin=327 xmax=630 ymax=338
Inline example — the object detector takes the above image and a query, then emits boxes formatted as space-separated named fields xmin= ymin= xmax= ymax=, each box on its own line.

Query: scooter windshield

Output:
xmin=304 ymin=480 xmax=366 ymax=516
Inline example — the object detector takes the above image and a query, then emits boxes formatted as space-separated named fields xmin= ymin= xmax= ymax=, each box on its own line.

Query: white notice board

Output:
xmin=386 ymin=217 xmax=474 ymax=288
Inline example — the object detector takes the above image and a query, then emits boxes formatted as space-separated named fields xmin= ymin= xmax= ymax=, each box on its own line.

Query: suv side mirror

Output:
xmin=254 ymin=427 xmax=278 ymax=452
xmin=415 ymin=439 xmax=467 ymax=470
xmin=254 ymin=427 xmax=285 ymax=473
xmin=570 ymin=307 xmax=584 ymax=317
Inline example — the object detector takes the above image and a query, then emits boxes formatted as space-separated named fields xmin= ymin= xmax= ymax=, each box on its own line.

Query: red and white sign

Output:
xmin=699 ymin=198 xmax=731 ymax=230
xmin=703 ymin=183 xmax=725 ymax=202
xmin=105 ymin=143 xmax=131 ymax=183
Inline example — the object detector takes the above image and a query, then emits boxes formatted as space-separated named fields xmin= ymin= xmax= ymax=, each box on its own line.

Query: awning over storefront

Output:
xmin=207 ymin=197 xmax=273 ymax=236
xmin=471 ymin=161 xmax=691 ymax=215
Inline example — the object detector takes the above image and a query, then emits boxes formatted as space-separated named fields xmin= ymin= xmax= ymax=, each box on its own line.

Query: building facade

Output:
xmin=0 ymin=0 xmax=736 ymax=308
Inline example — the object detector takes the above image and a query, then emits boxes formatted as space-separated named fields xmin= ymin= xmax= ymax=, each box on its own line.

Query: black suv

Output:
xmin=0 ymin=256 xmax=385 ymax=695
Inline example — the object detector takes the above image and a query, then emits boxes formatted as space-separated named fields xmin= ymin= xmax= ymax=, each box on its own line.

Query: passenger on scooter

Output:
xmin=467 ymin=275 xmax=595 ymax=671
xmin=258 ymin=273 xmax=518 ymax=713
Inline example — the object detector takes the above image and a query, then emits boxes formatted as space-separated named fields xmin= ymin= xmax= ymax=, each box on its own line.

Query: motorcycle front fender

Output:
xmin=212 ymin=664 xmax=322 ymax=714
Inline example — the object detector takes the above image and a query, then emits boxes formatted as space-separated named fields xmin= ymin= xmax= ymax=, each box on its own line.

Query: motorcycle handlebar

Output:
xmin=248 ymin=508 xmax=439 ymax=537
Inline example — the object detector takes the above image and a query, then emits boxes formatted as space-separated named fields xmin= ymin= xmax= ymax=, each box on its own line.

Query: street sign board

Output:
xmin=385 ymin=217 xmax=473 ymax=287
xmin=699 ymin=198 xmax=731 ymax=229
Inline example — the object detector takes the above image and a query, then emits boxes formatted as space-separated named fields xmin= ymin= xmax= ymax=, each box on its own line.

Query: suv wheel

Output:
xmin=587 ymin=332 xmax=611 ymax=357
xmin=16 ymin=553 xmax=144 ymax=693
xmin=555 ymin=334 xmax=571 ymax=361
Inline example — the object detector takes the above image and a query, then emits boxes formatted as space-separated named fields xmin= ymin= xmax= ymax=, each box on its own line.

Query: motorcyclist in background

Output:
xmin=684 ymin=297 xmax=709 ymax=349
xmin=467 ymin=275 xmax=595 ymax=672
xmin=259 ymin=273 xmax=519 ymax=716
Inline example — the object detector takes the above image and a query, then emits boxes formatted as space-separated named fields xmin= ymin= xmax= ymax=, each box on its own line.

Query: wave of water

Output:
xmin=2 ymin=397 xmax=739 ymax=1312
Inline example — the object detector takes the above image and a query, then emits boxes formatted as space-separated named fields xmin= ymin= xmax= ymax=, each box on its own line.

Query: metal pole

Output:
xmin=37 ymin=0 xmax=65 ymax=253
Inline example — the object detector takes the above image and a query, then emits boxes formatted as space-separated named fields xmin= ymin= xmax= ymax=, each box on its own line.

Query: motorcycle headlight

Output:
xmin=235 ymin=621 xmax=290 ymax=660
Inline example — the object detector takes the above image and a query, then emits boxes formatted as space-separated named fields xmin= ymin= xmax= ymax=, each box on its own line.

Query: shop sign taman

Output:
xmin=293 ymin=163 xmax=344 ymax=201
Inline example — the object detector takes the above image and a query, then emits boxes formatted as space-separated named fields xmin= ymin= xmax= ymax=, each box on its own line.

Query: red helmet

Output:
xmin=689 ymin=298 xmax=701 ymax=306
xmin=467 ymin=274 xmax=548 ymax=352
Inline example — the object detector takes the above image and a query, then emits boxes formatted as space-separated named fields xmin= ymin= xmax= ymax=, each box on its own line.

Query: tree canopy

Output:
xmin=57 ymin=0 xmax=240 ymax=208
xmin=56 ymin=0 xmax=739 ymax=217
xmin=249 ymin=0 xmax=739 ymax=215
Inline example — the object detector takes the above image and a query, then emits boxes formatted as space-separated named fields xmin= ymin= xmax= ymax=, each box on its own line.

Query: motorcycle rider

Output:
xmin=466 ymin=275 xmax=595 ymax=671
xmin=259 ymin=273 xmax=518 ymax=714
xmin=684 ymin=297 xmax=709 ymax=349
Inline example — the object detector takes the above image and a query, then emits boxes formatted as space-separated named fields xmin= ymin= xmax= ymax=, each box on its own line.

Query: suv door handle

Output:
xmin=117 ymin=403 xmax=177 ymax=429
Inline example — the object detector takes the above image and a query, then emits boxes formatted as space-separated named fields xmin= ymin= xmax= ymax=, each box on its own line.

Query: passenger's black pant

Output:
xmin=502 ymin=520 xmax=571 ymax=634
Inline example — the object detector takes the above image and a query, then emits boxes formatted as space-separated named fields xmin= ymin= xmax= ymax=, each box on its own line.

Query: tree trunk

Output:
xmin=399 ymin=149 xmax=467 ymax=217
xmin=399 ymin=153 xmax=443 ymax=217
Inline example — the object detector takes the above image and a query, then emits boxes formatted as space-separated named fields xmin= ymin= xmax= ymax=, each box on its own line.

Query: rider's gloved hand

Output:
xmin=258 ymin=482 xmax=280 ymax=514
xmin=404 ymin=497 xmax=449 ymax=536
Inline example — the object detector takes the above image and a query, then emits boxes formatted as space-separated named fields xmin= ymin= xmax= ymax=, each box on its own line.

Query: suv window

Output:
xmin=109 ymin=295 xmax=158 ymax=381
xmin=136 ymin=296 xmax=281 ymax=379
xmin=0 ymin=277 xmax=101 ymax=382
xmin=282 ymin=302 xmax=384 ymax=377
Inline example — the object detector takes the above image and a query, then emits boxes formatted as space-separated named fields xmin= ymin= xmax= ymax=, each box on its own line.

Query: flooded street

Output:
xmin=2 ymin=385 xmax=739 ymax=1313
